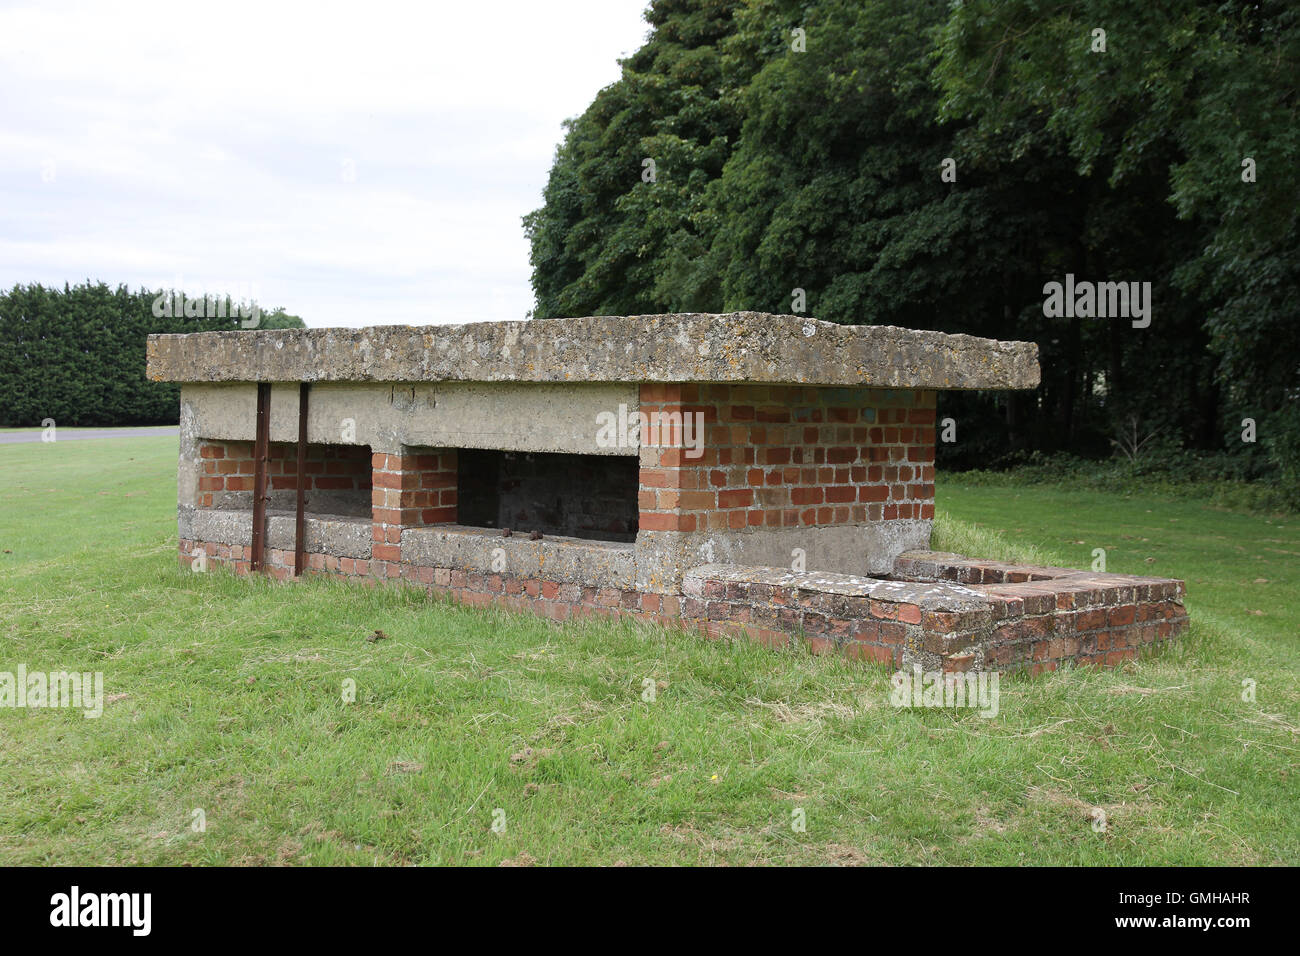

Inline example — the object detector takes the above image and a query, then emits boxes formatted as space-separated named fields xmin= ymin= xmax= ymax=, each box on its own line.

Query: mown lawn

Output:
xmin=0 ymin=437 xmax=1296 ymax=865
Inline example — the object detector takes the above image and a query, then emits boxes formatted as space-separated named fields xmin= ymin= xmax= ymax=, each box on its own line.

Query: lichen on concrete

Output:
xmin=148 ymin=313 xmax=1040 ymax=391
xmin=192 ymin=508 xmax=372 ymax=558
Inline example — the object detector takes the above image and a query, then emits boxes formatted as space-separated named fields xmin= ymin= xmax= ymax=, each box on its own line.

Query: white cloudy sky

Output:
xmin=0 ymin=0 xmax=650 ymax=327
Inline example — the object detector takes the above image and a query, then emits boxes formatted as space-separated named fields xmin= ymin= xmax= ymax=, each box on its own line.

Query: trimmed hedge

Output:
xmin=0 ymin=282 xmax=303 ymax=427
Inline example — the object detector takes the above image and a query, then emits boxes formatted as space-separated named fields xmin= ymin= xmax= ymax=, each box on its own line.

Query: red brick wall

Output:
xmin=370 ymin=451 xmax=458 ymax=563
xmin=196 ymin=440 xmax=371 ymax=508
xmin=637 ymin=384 xmax=936 ymax=533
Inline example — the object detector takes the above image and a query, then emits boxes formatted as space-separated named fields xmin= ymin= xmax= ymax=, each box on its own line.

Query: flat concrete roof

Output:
xmin=146 ymin=312 xmax=1040 ymax=390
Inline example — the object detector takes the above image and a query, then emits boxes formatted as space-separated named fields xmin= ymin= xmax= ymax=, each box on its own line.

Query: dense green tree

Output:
xmin=524 ymin=0 xmax=750 ymax=317
xmin=696 ymin=0 xmax=1076 ymax=460
xmin=932 ymin=0 xmax=1299 ymax=484
xmin=526 ymin=0 xmax=1296 ymax=488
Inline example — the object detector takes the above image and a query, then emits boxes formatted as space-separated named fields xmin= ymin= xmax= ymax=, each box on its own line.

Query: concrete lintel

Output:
xmin=181 ymin=381 xmax=638 ymax=457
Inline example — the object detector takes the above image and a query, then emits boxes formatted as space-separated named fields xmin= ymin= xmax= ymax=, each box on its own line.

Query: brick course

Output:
xmin=370 ymin=451 xmax=458 ymax=563
xmin=637 ymin=384 xmax=936 ymax=533
xmin=197 ymin=440 xmax=371 ymax=508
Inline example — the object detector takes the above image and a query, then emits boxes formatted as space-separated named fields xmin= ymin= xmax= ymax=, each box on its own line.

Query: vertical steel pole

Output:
xmin=250 ymin=382 xmax=272 ymax=572
xmin=293 ymin=383 xmax=309 ymax=576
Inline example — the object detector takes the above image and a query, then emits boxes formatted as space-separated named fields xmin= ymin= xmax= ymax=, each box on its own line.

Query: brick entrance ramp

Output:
xmin=684 ymin=552 xmax=1186 ymax=675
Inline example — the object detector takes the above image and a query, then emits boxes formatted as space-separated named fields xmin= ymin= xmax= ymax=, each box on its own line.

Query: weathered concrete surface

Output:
xmin=181 ymin=381 xmax=638 ymax=456
xmin=635 ymin=522 xmax=931 ymax=593
xmin=177 ymin=394 xmax=201 ymax=540
xmin=148 ymin=313 xmax=1040 ymax=391
xmin=683 ymin=563 xmax=990 ymax=611
xmin=191 ymin=509 xmax=372 ymax=557
xmin=403 ymin=526 xmax=634 ymax=588
xmin=178 ymin=519 xmax=925 ymax=594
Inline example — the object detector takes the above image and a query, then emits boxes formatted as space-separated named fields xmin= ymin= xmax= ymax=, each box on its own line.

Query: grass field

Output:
xmin=1 ymin=437 xmax=1296 ymax=865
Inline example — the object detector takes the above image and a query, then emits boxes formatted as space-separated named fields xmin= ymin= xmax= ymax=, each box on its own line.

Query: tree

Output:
xmin=933 ymin=0 xmax=1300 ymax=487
xmin=525 ymin=0 xmax=1298 ymax=486
xmin=524 ymin=0 xmax=750 ymax=318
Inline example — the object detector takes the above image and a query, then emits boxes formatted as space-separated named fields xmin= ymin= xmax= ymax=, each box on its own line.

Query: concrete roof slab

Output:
xmin=147 ymin=312 xmax=1040 ymax=390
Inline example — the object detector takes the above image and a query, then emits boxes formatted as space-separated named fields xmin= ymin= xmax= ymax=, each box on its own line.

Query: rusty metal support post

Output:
xmin=250 ymin=382 xmax=272 ymax=572
xmin=293 ymin=383 xmax=309 ymax=576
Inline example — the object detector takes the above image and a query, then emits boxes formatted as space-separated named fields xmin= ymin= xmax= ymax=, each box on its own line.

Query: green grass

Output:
xmin=1 ymin=438 xmax=1296 ymax=865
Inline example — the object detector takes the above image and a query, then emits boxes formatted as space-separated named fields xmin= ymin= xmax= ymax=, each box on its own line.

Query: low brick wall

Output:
xmin=177 ymin=538 xmax=1186 ymax=674
xmin=681 ymin=556 xmax=1188 ymax=674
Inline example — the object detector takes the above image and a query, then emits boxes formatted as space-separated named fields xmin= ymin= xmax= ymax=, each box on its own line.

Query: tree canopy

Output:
xmin=526 ymin=0 xmax=1298 ymax=490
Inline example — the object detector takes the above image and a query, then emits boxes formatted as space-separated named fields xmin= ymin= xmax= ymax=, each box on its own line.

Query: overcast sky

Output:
xmin=0 ymin=0 xmax=650 ymax=327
